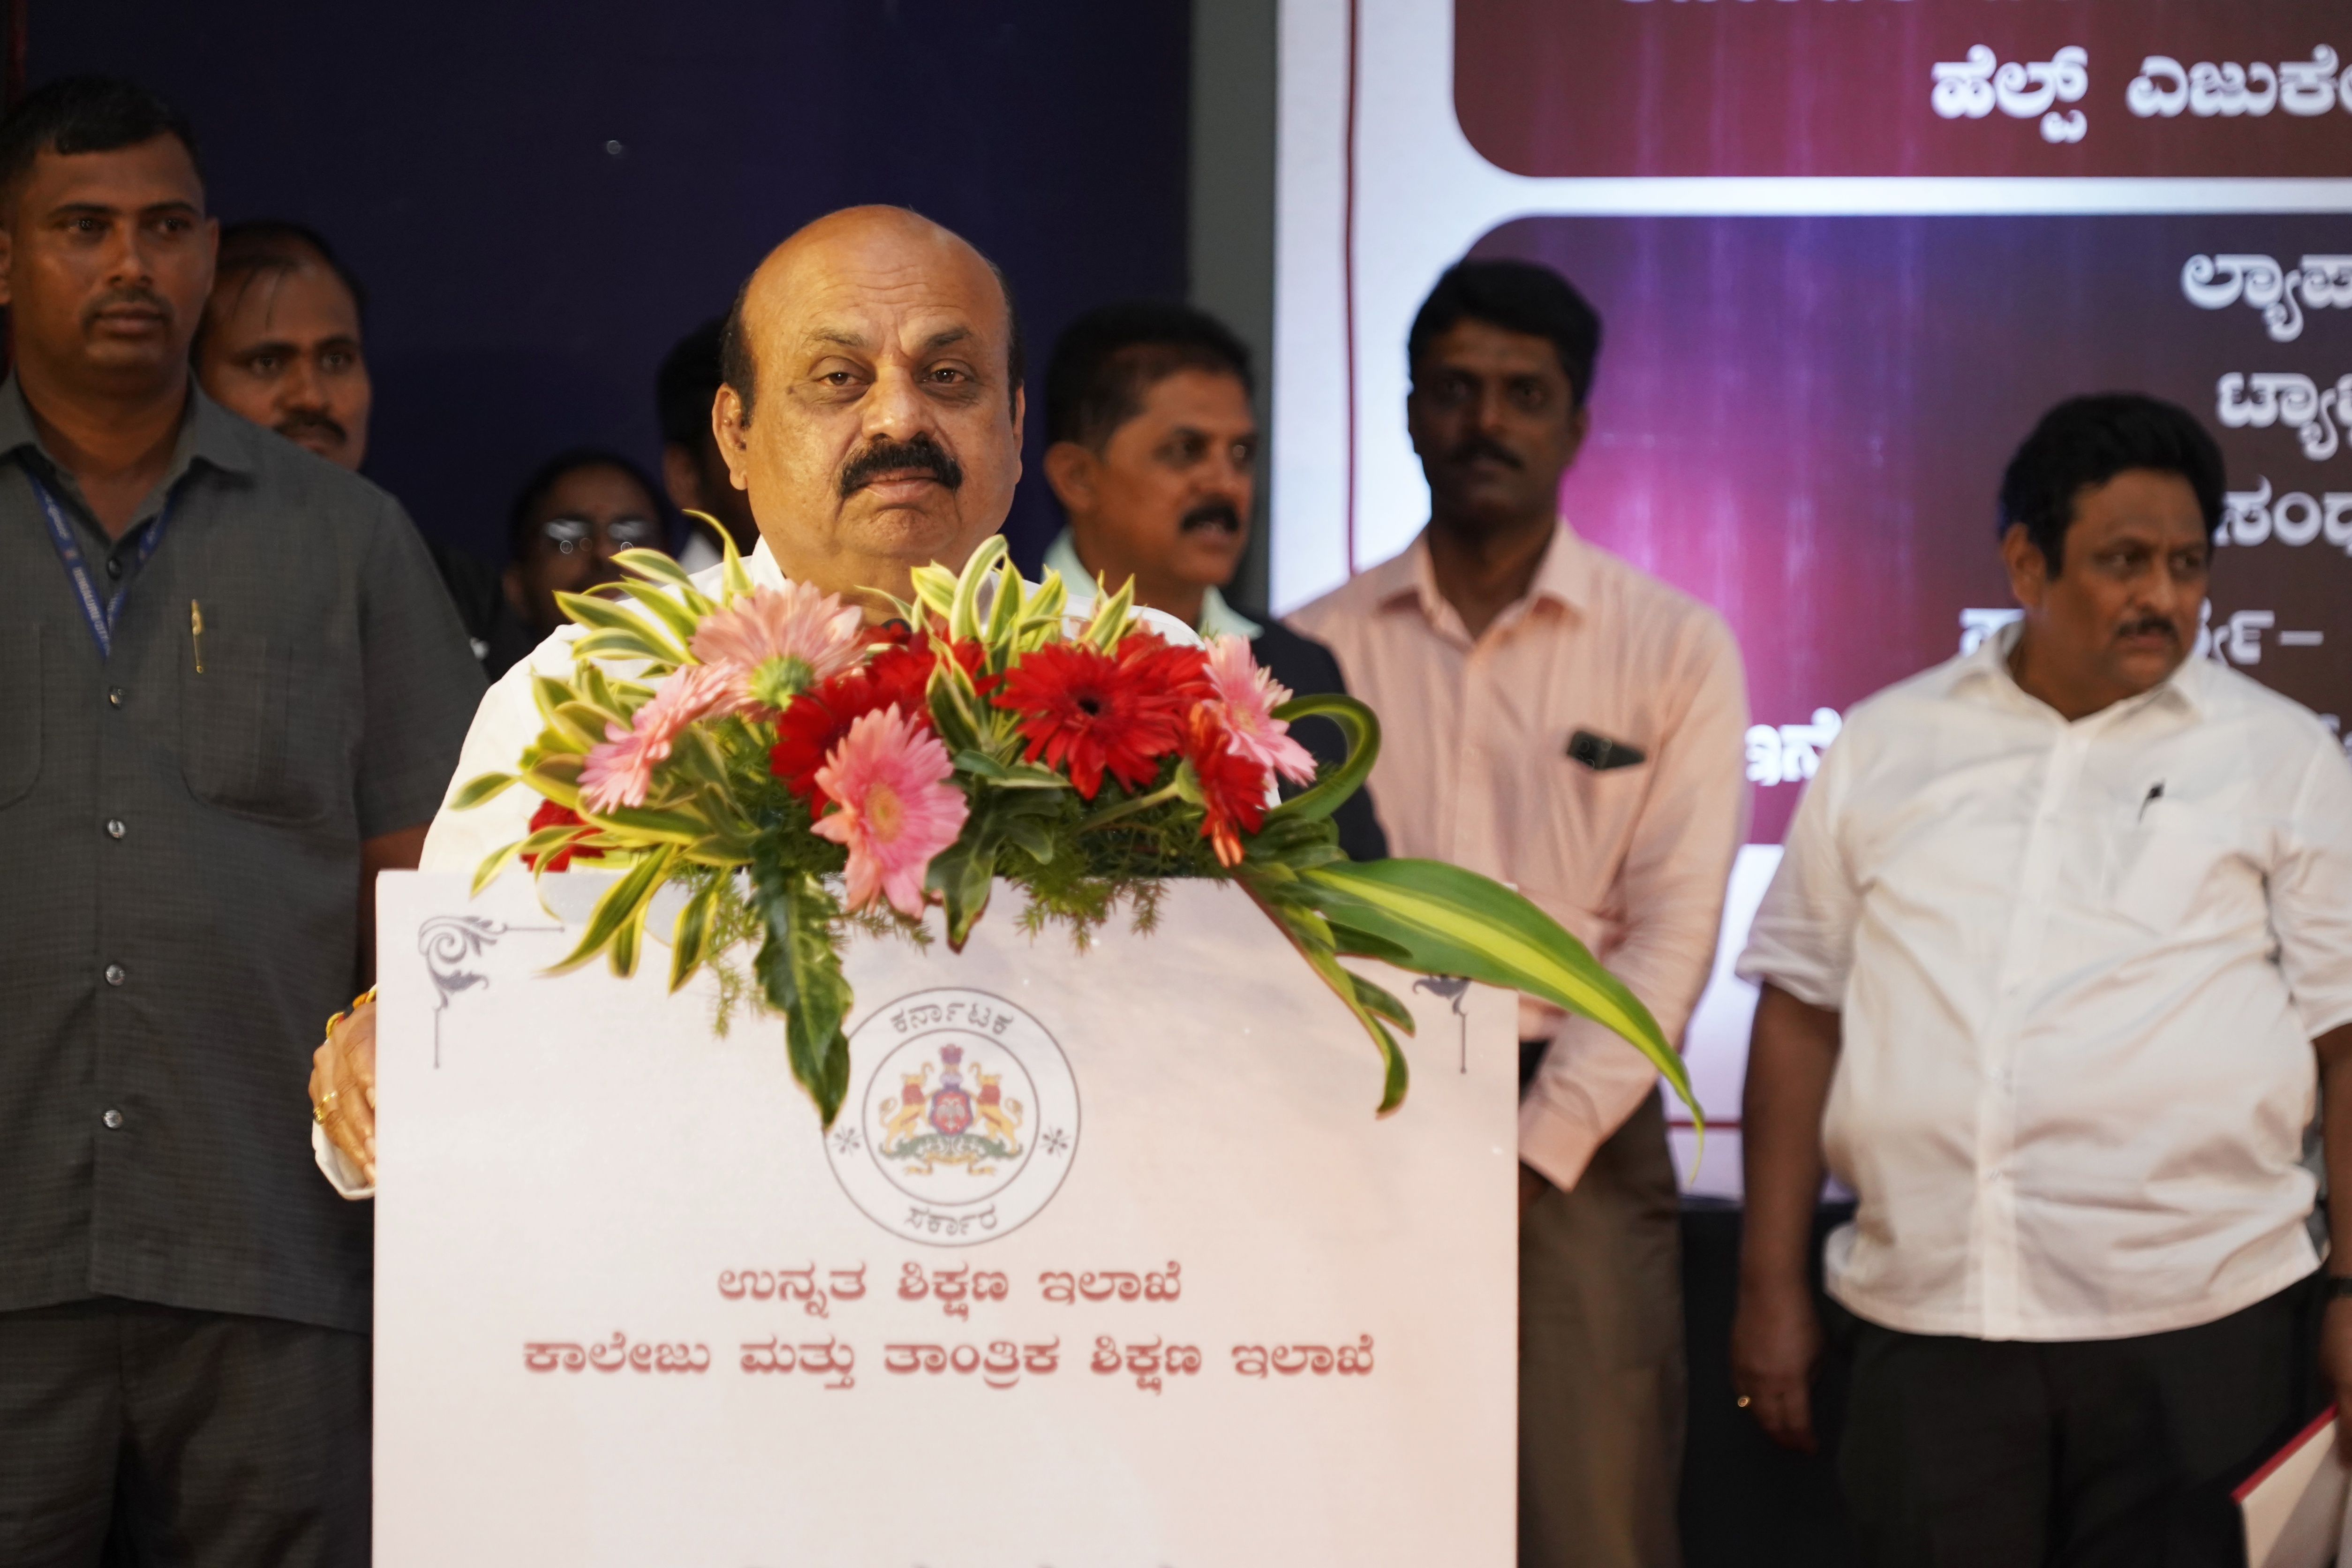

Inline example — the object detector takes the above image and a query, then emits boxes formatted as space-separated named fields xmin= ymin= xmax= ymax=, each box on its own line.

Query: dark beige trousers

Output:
xmin=1519 ymin=1088 xmax=1686 ymax=1568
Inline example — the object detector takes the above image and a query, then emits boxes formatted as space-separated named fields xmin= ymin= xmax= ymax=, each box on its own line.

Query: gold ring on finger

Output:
xmin=314 ymin=1089 xmax=339 ymax=1125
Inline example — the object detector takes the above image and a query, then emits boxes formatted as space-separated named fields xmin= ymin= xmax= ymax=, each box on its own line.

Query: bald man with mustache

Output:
xmin=307 ymin=205 xmax=1062 ymax=1191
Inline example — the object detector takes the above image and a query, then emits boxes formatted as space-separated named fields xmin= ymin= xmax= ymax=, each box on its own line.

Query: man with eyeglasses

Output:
xmin=491 ymin=446 xmax=669 ymax=674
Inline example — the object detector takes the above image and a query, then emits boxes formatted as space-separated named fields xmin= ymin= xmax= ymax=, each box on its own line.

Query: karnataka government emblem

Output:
xmin=825 ymin=987 xmax=1080 ymax=1246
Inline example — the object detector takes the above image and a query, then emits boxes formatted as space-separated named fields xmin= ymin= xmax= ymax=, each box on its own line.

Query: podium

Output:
xmin=373 ymin=870 xmax=1518 ymax=1565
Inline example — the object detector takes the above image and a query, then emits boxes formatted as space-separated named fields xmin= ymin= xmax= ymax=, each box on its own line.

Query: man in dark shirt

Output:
xmin=0 ymin=77 xmax=482 ymax=1565
xmin=1040 ymin=301 xmax=1387 ymax=861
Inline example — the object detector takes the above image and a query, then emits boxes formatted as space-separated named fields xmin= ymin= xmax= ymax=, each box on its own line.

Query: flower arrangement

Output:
xmin=452 ymin=535 xmax=1696 ymax=1131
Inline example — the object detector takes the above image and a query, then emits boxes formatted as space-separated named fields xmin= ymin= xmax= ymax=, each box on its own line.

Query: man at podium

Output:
xmin=313 ymin=204 xmax=1101 ymax=1190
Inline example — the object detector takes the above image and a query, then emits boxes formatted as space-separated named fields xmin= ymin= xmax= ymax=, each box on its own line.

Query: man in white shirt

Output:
xmin=1731 ymin=393 xmax=2352 ymax=1564
xmin=307 ymin=203 xmax=1033 ymax=1188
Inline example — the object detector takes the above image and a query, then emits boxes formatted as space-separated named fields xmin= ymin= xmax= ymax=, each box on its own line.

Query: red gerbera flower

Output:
xmin=992 ymin=637 xmax=1202 ymax=799
xmin=947 ymin=635 xmax=1005 ymax=699
xmin=1115 ymin=630 xmax=1213 ymax=699
xmin=1185 ymin=706 xmax=1273 ymax=867
xmin=769 ymin=644 xmax=937 ymax=809
xmin=521 ymin=799 xmax=607 ymax=872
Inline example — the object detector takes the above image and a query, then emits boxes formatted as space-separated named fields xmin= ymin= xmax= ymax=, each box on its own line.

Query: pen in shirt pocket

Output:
xmin=190 ymin=599 xmax=204 ymax=674
xmin=2137 ymin=780 xmax=2164 ymax=822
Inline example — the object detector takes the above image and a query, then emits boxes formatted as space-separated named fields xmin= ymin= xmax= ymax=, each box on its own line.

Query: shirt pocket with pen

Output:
xmin=177 ymin=625 xmax=320 ymax=823
xmin=2109 ymin=797 xmax=2259 ymax=937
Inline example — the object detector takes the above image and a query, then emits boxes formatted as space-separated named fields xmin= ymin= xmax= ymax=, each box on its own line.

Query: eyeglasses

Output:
xmin=539 ymin=516 xmax=660 ymax=555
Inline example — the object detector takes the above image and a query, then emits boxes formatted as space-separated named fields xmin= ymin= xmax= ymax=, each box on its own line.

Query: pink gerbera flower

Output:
xmin=689 ymin=581 xmax=865 ymax=709
xmin=1202 ymin=634 xmax=1317 ymax=785
xmin=579 ymin=663 xmax=735 ymax=813
xmin=809 ymin=705 xmax=970 ymax=918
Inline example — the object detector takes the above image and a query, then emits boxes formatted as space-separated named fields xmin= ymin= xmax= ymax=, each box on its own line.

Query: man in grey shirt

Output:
xmin=0 ymin=78 xmax=482 ymax=1565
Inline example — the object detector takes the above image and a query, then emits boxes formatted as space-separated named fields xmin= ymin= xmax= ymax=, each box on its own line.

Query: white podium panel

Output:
xmin=374 ymin=871 xmax=1517 ymax=1567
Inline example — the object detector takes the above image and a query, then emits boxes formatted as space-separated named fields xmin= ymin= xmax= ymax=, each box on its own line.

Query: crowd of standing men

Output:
xmin=1 ymin=68 xmax=2350 ymax=1568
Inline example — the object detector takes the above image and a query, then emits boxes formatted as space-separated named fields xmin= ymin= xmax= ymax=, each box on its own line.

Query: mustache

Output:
xmin=2116 ymin=615 xmax=2180 ymax=643
xmin=1445 ymin=433 xmax=1521 ymax=469
xmin=838 ymin=433 xmax=963 ymax=499
xmin=275 ymin=412 xmax=347 ymax=445
xmin=83 ymin=286 xmax=173 ymax=329
xmin=1179 ymin=498 xmax=1244 ymax=534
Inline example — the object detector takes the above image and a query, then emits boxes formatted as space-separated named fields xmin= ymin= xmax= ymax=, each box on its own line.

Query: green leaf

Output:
xmin=749 ymin=852 xmax=855 ymax=1126
xmin=1246 ymin=885 xmax=1411 ymax=1114
xmin=669 ymin=874 xmax=725 ymax=992
xmin=584 ymin=804 xmax=711 ymax=844
xmin=520 ymin=760 xmax=583 ymax=810
xmin=716 ymin=522 xmax=754 ymax=600
xmin=618 ymin=578 xmax=705 ymax=649
xmin=556 ymin=591 xmax=690 ymax=665
xmin=1002 ymin=813 xmax=1057 ymax=865
xmin=1081 ymin=573 xmax=1135 ymax=648
xmin=953 ymin=749 xmax=1067 ymax=790
xmin=471 ymin=838 xmax=522 ymax=897
xmin=908 ymin=560 xmax=960 ymax=624
xmin=571 ymin=627 xmax=681 ymax=668
xmin=1348 ymin=968 xmax=1416 ymax=1033
xmin=926 ymin=822 xmax=999 ymax=950
xmin=450 ymin=771 xmax=517 ymax=811
xmin=949 ymin=535 xmax=1009 ymax=642
xmin=983 ymin=551 xmax=1025 ymax=644
xmin=548 ymin=849 xmax=673 ymax=975
xmin=1300 ymin=858 xmax=1698 ymax=1124
xmin=616 ymin=547 xmax=697 ymax=591
xmin=550 ymin=701 xmax=617 ymax=752
xmin=1326 ymin=918 xmax=1415 ymax=968
xmin=1265 ymin=693 xmax=1380 ymax=828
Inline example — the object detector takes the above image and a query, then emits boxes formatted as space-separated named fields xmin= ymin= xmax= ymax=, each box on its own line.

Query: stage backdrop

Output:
xmin=34 ymin=0 xmax=1190 ymax=573
xmin=1274 ymin=0 xmax=2352 ymax=1192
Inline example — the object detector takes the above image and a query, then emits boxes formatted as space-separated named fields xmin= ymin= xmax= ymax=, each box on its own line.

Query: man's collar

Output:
xmin=1043 ymin=527 xmax=1261 ymax=640
xmin=745 ymin=537 xmax=789 ymax=589
xmin=1374 ymin=518 xmax=1591 ymax=627
xmin=1043 ymin=528 xmax=1088 ymax=593
xmin=1955 ymin=616 xmax=2207 ymax=720
xmin=181 ymin=380 xmax=263 ymax=477
xmin=0 ymin=372 xmax=259 ymax=487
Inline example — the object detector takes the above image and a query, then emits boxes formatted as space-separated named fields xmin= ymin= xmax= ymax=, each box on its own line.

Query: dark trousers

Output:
xmin=0 ymin=1299 xmax=370 ymax=1568
xmin=1839 ymin=1276 xmax=2324 ymax=1568
xmin=1520 ymin=1057 xmax=1687 ymax=1568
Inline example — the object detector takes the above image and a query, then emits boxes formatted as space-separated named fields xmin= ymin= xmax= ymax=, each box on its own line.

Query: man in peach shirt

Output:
xmin=1294 ymin=258 xmax=1748 ymax=1568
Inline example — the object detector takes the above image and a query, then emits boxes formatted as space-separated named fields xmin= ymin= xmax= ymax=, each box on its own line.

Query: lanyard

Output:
xmin=26 ymin=468 xmax=170 ymax=661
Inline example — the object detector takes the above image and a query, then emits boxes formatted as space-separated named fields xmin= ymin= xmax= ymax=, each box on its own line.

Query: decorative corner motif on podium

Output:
xmin=416 ymin=914 xmax=558 ymax=1067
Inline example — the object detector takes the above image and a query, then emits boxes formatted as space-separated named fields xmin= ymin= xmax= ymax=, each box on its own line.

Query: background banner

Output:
xmin=373 ymin=872 xmax=1517 ymax=1567
xmin=1275 ymin=0 xmax=2352 ymax=1190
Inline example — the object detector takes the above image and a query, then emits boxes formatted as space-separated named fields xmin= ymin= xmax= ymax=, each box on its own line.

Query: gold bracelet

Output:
xmin=322 ymin=985 xmax=379 ymax=1044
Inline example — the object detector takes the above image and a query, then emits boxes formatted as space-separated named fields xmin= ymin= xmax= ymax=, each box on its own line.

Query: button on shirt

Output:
xmin=1292 ymin=524 xmax=1751 ymax=1189
xmin=0 ymin=376 xmax=484 ymax=1333
xmin=1738 ymin=624 xmax=2352 ymax=1342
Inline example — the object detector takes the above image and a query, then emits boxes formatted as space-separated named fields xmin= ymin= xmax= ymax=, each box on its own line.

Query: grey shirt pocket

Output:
xmin=178 ymin=629 xmax=322 ymax=823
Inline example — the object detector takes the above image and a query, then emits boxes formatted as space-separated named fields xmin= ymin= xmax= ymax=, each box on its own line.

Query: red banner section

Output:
xmin=1456 ymin=0 xmax=2352 ymax=179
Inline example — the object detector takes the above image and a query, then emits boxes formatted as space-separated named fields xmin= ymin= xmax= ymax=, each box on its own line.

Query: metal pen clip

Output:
xmin=189 ymin=600 xmax=204 ymax=674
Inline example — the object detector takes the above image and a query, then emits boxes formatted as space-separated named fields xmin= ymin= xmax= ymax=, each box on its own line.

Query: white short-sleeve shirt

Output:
xmin=1738 ymin=624 xmax=2352 ymax=1342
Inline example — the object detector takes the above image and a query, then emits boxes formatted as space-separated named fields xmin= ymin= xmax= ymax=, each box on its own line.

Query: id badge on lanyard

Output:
xmin=27 ymin=468 xmax=170 ymax=660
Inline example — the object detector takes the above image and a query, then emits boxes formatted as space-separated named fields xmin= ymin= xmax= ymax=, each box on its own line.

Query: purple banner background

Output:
xmin=1470 ymin=215 xmax=2352 ymax=845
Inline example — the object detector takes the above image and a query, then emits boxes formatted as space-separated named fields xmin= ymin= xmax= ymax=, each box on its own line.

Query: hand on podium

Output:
xmin=310 ymin=998 xmax=379 ymax=1187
